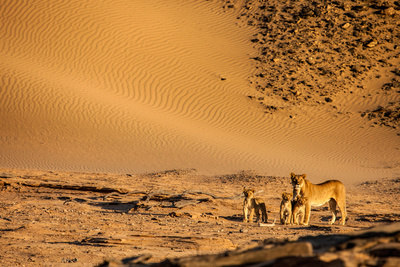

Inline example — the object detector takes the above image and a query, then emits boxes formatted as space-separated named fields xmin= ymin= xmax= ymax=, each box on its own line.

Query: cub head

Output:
xmin=281 ymin=192 xmax=293 ymax=201
xmin=243 ymin=188 xmax=255 ymax=198
xmin=290 ymin=173 xmax=306 ymax=190
xmin=297 ymin=196 xmax=308 ymax=205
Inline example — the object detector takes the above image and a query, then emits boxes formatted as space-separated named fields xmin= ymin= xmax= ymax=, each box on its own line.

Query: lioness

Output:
xmin=280 ymin=192 xmax=293 ymax=225
xmin=292 ymin=196 xmax=308 ymax=225
xmin=243 ymin=188 xmax=268 ymax=223
xmin=290 ymin=173 xmax=347 ymax=225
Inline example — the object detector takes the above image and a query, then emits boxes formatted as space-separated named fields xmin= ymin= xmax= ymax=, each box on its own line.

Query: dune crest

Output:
xmin=1 ymin=0 xmax=399 ymax=184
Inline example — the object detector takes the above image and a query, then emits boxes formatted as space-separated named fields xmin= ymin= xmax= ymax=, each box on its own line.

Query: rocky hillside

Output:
xmin=227 ymin=0 xmax=400 ymax=129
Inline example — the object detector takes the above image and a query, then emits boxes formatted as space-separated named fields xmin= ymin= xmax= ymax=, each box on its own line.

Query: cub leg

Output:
xmin=328 ymin=199 xmax=337 ymax=224
xmin=243 ymin=207 xmax=248 ymax=222
xmin=303 ymin=202 xmax=312 ymax=225
xmin=261 ymin=204 xmax=268 ymax=223
xmin=249 ymin=209 xmax=255 ymax=223
xmin=290 ymin=200 xmax=295 ymax=224
xmin=298 ymin=212 xmax=304 ymax=225
xmin=255 ymin=206 xmax=261 ymax=222
xmin=292 ymin=211 xmax=298 ymax=225
xmin=280 ymin=208 xmax=285 ymax=224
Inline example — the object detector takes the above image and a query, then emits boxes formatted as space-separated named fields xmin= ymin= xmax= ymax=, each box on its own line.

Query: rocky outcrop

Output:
xmin=97 ymin=222 xmax=400 ymax=266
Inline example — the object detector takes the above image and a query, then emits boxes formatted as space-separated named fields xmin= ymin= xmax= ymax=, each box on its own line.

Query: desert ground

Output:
xmin=0 ymin=168 xmax=399 ymax=266
xmin=0 ymin=0 xmax=400 ymax=266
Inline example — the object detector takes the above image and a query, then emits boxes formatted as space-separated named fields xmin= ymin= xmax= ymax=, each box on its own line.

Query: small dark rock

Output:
xmin=0 ymin=173 xmax=14 ymax=178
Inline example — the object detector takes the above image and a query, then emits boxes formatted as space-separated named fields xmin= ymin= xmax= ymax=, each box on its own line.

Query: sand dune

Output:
xmin=1 ymin=0 xmax=399 ymax=184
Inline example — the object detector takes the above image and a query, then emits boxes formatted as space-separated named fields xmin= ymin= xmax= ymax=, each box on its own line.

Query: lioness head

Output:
xmin=281 ymin=192 xmax=293 ymax=201
xmin=290 ymin=173 xmax=306 ymax=190
xmin=243 ymin=188 xmax=255 ymax=198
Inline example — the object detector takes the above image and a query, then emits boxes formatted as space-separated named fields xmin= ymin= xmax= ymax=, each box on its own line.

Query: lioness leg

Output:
xmin=328 ymin=199 xmax=338 ymax=224
xmin=337 ymin=197 xmax=347 ymax=225
xmin=303 ymin=202 xmax=311 ymax=225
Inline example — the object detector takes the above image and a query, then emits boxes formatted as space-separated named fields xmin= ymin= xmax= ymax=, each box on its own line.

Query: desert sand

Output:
xmin=0 ymin=0 xmax=399 ymax=183
xmin=0 ymin=168 xmax=399 ymax=266
xmin=0 ymin=0 xmax=399 ymax=265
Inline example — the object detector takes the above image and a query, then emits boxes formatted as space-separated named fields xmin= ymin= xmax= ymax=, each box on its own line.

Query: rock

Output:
xmin=306 ymin=57 xmax=316 ymax=65
xmin=350 ymin=65 xmax=364 ymax=73
xmin=0 ymin=173 xmax=15 ymax=178
xmin=365 ymin=40 xmax=378 ymax=48
xmin=369 ymin=243 xmax=400 ymax=257
xmin=352 ymin=5 xmax=369 ymax=12
xmin=162 ymin=242 xmax=313 ymax=267
xmin=381 ymin=7 xmax=396 ymax=16
xmin=342 ymin=23 xmax=351 ymax=29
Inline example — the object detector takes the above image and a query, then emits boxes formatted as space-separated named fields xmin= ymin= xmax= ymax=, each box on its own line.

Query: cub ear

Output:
xmin=281 ymin=193 xmax=285 ymax=198
xmin=251 ymin=189 xmax=255 ymax=193
xmin=301 ymin=174 xmax=307 ymax=179
xmin=289 ymin=193 xmax=293 ymax=197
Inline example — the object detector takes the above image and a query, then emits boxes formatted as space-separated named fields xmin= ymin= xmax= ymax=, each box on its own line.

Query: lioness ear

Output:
xmin=301 ymin=174 xmax=307 ymax=179
xmin=282 ymin=193 xmax=285 ymax=198
xmin=251 ymin=189 xmax=255 ymax=193
xmin=290 ymin=172 xmax=295 ymax=178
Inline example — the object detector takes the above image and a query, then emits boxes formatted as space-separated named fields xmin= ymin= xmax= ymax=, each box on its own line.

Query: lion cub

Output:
xmin=292 ymin=196 xmax=308 ymax=225
xmin=243 ymin=188 xmax=268 ymax=223
xmin=280 ymin=193 xmax=293 ymax=225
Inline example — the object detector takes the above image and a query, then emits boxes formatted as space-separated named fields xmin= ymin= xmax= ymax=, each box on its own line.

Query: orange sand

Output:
xmin=1 ymin=0 xmax=399 ymax=184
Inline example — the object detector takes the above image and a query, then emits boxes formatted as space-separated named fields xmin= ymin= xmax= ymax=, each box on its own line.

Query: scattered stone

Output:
xmin=0 ymin=173 xmax=15 ymax=178
xmin=381 ymin=7 xmax=396 ymax=16
xmin=61 ymin=258 xmax=78 ymax=263
xmin=361 ymin=102 xmax=400 ymax=129
xmin=364 ymin=40 xmax=378 ymax=48
xmin=241 ymin=0 xmax=399 ymax=123
xmin=341 ymin=22 xmax=351 ymax=29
